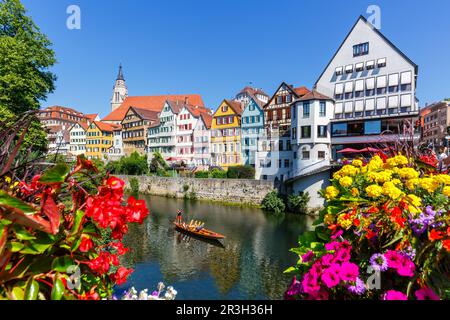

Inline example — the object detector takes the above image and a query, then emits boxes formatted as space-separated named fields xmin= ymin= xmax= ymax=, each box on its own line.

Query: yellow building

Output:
xmin=86 ymin=121 xmax=120 ymax=160
xmin=211 ymin=99 xmax=244 ymax=168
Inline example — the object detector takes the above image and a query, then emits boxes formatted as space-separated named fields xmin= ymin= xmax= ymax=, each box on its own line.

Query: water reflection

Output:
xmin=118 ymin=195 xmax=315 ymax=300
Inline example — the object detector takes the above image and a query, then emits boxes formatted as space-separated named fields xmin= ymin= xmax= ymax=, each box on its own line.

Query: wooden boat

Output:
xmin=173 ymin=222 xmax=225 ymax=240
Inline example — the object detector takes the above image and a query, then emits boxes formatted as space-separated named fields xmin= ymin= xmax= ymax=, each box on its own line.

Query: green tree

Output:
xmin=261 ymin=190 xmax=286 ymax=214
xmin=149 ymin=151 xmax=168 ymax=173
xmin=0 ymin=0 xmax=57 ymax=154
xmin=287 ymin=192 xmax=310 ymax=215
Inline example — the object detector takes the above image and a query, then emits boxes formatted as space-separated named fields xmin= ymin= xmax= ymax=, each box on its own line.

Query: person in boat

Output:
xmin=176 ymin=210 xmax=183 ymax=224
xmin=195 ymin=223 xmax=205 ymax=232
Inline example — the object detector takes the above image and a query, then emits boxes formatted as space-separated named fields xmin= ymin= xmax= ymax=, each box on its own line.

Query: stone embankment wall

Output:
xmin=118 ymin=175 xmax=275 ymax=206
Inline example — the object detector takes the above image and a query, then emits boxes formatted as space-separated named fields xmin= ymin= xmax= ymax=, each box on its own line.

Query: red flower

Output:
xmin=111 ymin=241 xmax=129 ymax=255
xmin=429 ymin=229 xmax=444 ymax=241
xmin=126 ymin=196 xmax=149 ymax=224
xmin=353 ymin=219 xmax=360 ymax=227
xmin=389 ymin=206 xmax=406 ymax=228
xmin=107 ymin=177 xmax=125 ymax=191
xmin=447 ymin=227 xmax=450 ymax=237
xmin=442 ymin=240 xmax=450 ymax=252
xmin=112 ymin=267 xmax=134 ymax=285
xmin=79 ymin=236 xmax=94 ymax=253
xmin=88 ymin=252 xmax=112 ymax=275
xmin=80 ymin=288 xmax=100 ymax=300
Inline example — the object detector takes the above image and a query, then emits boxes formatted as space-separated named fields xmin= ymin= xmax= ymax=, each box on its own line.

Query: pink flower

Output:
xmin=331 ymin=230 xmax=344 ymax=239
xmin=415 ymin=288 xmax=440 ymax=300
xmin=396 ymin=256 xmax=415 ymax=277
xmin=384 ymin=250 xmax=403 ymax=269
xmin=302 ymin=272 xmax=321 ymax=294
xmin=301 ymin=251 xmax=315 ymax=263
xmin=383 ymin=290 xmax=408 ymax=300
xmin=321 ymin=264 xmax=341 ymax=288
xmin=284 ymin=276 xmax=303 ymax=300
xmin=334 ymin=248 xmax=351 ymax=263
xmin=307 ymin=290 xmax=329 ymax=300
xmin=321 ymin=254 xmax=335 ymax=267
xmin=310 ymin=262 xmax=323 ymax=277
xmin=339 ymin=262 xmax=359 ymax=282
xmin=325 ymin=241 xmax=341 ymax=251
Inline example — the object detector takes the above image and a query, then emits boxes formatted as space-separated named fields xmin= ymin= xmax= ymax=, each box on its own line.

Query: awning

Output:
xmin=337 ymin=148 xmax=360 ymax=154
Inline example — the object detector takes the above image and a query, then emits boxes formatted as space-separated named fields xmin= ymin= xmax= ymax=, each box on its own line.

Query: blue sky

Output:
xmin=22 ymin=0 xmax=450 ymax=117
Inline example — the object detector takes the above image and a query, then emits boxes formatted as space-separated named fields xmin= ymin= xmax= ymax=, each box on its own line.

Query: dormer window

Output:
xmin=377 ymin=58 xmax=387 ymax=68
xmin=353 ymin=42 xmax=369 ymax=57
xmin=221 ymin=105 xmax=228 ymax=112
xmin=355 ymin=62 xmax=364 ymax=72
xmin=366 ymin=60 xmax=375 ymax=70
xmin=345 ymin=65 xmax=353 ymax=74
xmin=335 ymin=67 xmax=343 ymax=76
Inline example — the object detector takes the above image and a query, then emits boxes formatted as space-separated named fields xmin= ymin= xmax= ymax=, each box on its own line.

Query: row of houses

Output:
xmin=38 ymin=15 xmax=424 ymax=207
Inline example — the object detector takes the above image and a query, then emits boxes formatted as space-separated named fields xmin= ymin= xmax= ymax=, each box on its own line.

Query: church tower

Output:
xmin=111 ymin=64 xmax=128 ymax=112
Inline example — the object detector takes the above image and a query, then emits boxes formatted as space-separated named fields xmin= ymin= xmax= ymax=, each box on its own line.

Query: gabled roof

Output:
xmin=85 ymin=114 xmax=99 ymax=122
xmin=199 ymin=113 xmax=213 ymax=129
xmin=224 ymin=99 xmax=244 ymax=115
xmin=128 ymin=107 xmax=159 ymax=120
xmin=264 ymin=82 xmax=310 ymax=109
xmin=238 ymin=86 xmax=269 ymax=98
xmin=314 ymin=15 xmax=418 ymax=87
xmin=92 ymin=121 xmax=120 ymax=132
xmin=102 ymin=94 xmax=205 ymax=121
xmin=298 ymin=90 xmax=333 ymax=102
xmin=69 ymin=121 xmax=89 ymax=131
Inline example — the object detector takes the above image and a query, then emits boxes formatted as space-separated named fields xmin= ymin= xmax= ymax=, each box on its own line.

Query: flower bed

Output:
xmin=285 ymin=153 xmax=450 ymax=300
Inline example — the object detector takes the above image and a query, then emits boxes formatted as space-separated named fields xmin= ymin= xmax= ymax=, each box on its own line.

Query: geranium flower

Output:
xmin=339 ymin=262 xmax=359 ymax=282
xmin=112 ymin=267 xmax=134 ymax=285
xmin=107 ymin=176 xmax=125 ymax=190
xmin=111 ymin=241 xmax=129 ymax=255
xmin=415 ymin=288 xmax=440 ymax=300
xmin=321 ymin=264 xmax=341 ymax=288
xmin=79 ymin=236 xmax=94 ymax=253
xmin=383 ymin=290 xmax=408 ymax=300
xmin=369 ymin=253 xmax=388 ymax=272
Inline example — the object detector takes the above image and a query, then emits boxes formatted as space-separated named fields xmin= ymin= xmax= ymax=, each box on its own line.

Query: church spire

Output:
xmin=117 ymin=64 xmax=125 ymax=81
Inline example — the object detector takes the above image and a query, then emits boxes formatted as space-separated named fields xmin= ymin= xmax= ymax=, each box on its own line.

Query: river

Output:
xmin=116 ymin=195 xmax=315 ymax=300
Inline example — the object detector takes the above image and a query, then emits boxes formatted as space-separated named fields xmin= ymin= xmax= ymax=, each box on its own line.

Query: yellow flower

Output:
xmin=366 ymin=184 xmax=383 ymax=198
xmin=397 ymin=167 xmax=420 ymax=180
xmin=405 ymin=178 xmax=419 ymax=191
xmin=443 ymin=186 xmax=450 ymax=197
xmin=351 ymin=188 xmax=360 ymax=197
xmin=337 ymin=214 xmax=353 ymax=230
xmin=325 ymin=186 xmax=340 ymax=201
xmin=433 ymin=174 xmax=450 ymax=186
xmin=367 ymin=170 xmax=393 ymax=184
xmin=386 ymin=154 xmax=409 ymax=167
xmin=5 ymin=176 xmax=11 ymax=184
xmin=391 ymin=178 xmax=403 ymax=187
xmin=324 ymin=214 xmax=335 ymax=225
xmin=339 ymin=176 xmax=353 ymax=188
xmin=419 ymin=178 xmax=440 ymax=193
xmin=406 ymin=194 xmax=422 ymax=207
xmin=367 ymin=156 xmax=384 ymax=171
xmin=352 ymin=159 xmax=363 ymax=168
xmin=382 ymin=182 xmax=403 ymax=200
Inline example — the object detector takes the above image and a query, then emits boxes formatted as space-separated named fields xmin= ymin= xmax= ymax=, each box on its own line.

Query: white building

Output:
xmin=68 ymin=122 xmax=88 ymax=157
xmin=193 ymin=113 xmax=213 ymax=168
xmin=111 ymin=64 xmax=128 ymax=112
xmin=108 ymin=126 xmax=124 ymax=161
xmin=315 ymin=15 xmax=419 ymax=159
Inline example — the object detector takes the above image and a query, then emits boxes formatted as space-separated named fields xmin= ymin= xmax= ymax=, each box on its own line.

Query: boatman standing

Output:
xmin=176 ymin=210 xmax=183 ymax=224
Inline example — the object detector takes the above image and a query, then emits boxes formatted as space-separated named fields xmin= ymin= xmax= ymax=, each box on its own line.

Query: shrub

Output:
xmin=210 ymin=168 xmax=227 ymax=179
xmin=119 ymin=152 xmax=148 ymax=175
xmin=129 ymin=177 xmax=140 ymax=196
xmin=194 ymin=171 xmax=209 ymax=179
xmin=287 ymin=192 xmax=310 ymax=215
xmin=261 ymin=190 xmax=286 ymax=214
xmin=227 ymin=165 xmax=255 ymax=179
xmin=149 ymin=152 xmax=169 ymax=173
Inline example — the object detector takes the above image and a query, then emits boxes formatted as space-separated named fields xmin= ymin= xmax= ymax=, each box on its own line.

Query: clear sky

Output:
xmin=21 ymin=0 xmax=450 ymax=117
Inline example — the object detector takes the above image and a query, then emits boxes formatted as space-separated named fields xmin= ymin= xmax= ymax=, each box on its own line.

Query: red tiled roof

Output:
xmin=103 ymin=94 xmax=205 ymax=121
xmin=94 ymin=121 xmax=120 ymax=132
xmin=200 ymin=113 xmax=213 ymax=129
xmin=298 ymin=90 xmax=333 ymax=101
xmin=239 ymin=86 xmax=269 ymax=98
xmin=129 ymin=107 xmax=159 ymax=120
xmin=85 ymin=114 xmax=99 ymax=121
xmin=225 ymin=99 xmax=244 ymax=115
xmin=293 ymin=86 xmax=310 ymax=97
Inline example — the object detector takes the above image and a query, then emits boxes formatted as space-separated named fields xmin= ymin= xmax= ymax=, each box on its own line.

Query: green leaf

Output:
xmin=13 ymin=226 xmax=36 ymax=241
xmin=315 ymin=226 xmax=331 ymax=242
xmin=51 ymin=276 xmax=65 ymax=300
xmin=283 ymin=266 xmax=298 ymax=274
xmin=382 ymin=232 xmax=404 ymax=249
xmin=8 ymin=242 xmax=25 ymax=253
xmin=0 ymin=190 xmax=36 ymax=215
xmin=10 ymin=286 xmax=25 ymax=300
xmin=70 ymin=236 xmax=82 ymax=252
xmin=51 ymin=256 xmax=75 ymax=273
xmin=39 ymin=163 xmax=70 ymax=185
xmin=19 ymin=234 xmax=56 ymax=255
xmin=71 ymin=210 xmax=85 ymax=235
xmin=24 ymin=278 xmax=40 ymax=300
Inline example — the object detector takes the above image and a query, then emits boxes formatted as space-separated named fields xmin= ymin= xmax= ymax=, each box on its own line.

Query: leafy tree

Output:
xmin=210 ymin=168 xmax=227 ymax=179
xmin=0 ymin=0 xmax=57 ymax=154
xmin=118 ymin=152 xmax=148 ymax=176
xmin=149 ymin=151 xmax=168 ymax=173
xmin=227 ymin=165 xmax=255 ymax=179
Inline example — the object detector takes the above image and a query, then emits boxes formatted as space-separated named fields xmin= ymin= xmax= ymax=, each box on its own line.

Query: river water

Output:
xmin=116 ymin=195 xmax=315 ymax=300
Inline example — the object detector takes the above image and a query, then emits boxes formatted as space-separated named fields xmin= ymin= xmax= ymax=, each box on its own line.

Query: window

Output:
xmin=365 ymin=120 xmax=381 ymax=135
xmin=355 ymin=62 xmax=364 ymax=72
xmin=318 ymin=125 xmax=327 ymax=138
xmin=332 ymin=123 xmax=347 ymax=137
xmin=353 ymin=42 xmax=369 ymax=57
xmin=301 ymin=126 xmax=311 ymax=139
xmin=318 ymin=151 xmax=326 ymax=159
xmin=345 ymin=65 xmax=353 ymax=74
xmin=276 ymin=96 xmax=283 ymax=104
xmin=292 ymin=105 xmax=296 ymax=119
xmin=319 ymin=101 xmax=326 ymax=117
xmin=347 ymin=122 xmax=364 ymax=136
xmin=366 ymin=60 xmax=375 ymax=70
xmin=302 ymin=149 xmax=310 ymax=160
xmin=303 ymin=102 xmax=310 ymax=118
xmin=222 ymin=105 xmax=228 ymax=112
xmin=292 ymin=127 xmax=297 ymax=140
xmin=284 ymin=159 xmax=290 ymax=168
xmin=335 ymin=67 xmax=343 ymax=76
xmin=377 ymin=58 xmax=386 ymax=68
xmin=286 ymin=95 xmax=292 ymax=103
